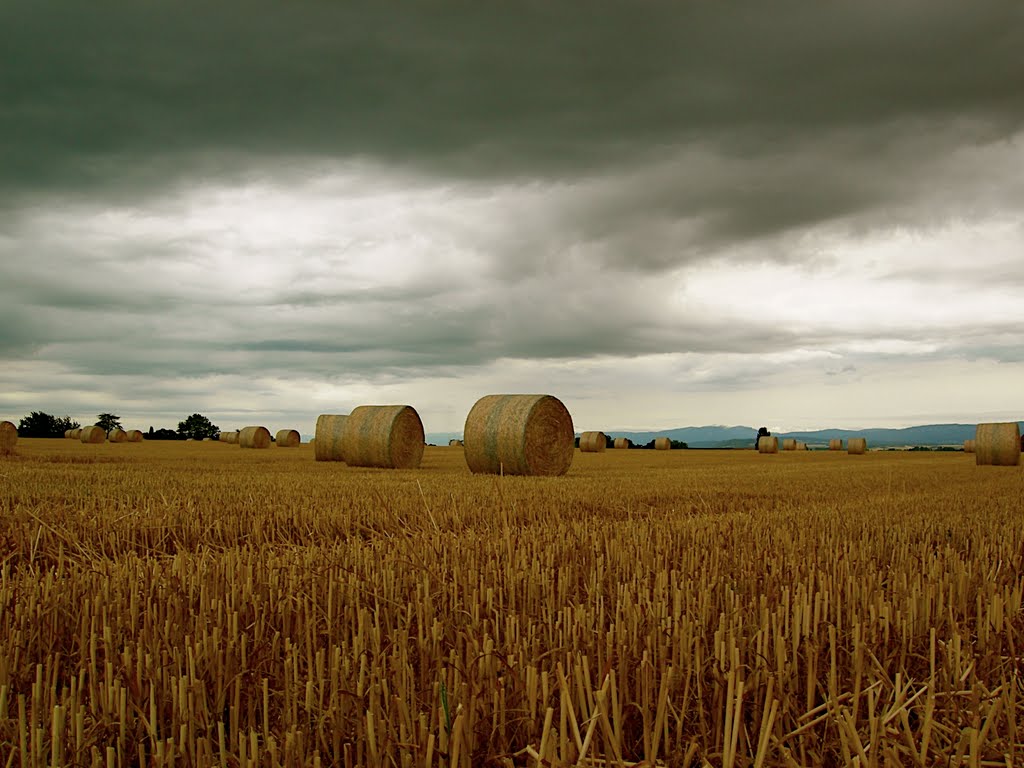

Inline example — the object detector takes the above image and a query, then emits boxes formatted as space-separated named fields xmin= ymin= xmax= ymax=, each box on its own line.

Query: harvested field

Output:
xmin=1 ymin=440 xmax=1022 ymax=766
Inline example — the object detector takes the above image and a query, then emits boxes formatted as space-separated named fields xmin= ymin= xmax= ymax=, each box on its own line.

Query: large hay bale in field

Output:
xmin=782 ymin=438 xmax=797 ymax=451
xmin=126 ymin=430 xmax=144 ymax=442
xmin=224 ymin=431 xmax=239 ymax=444
xmin=343 ymin=405 xmax=424 ymax=469
xmin=829 ymin=439 xmax=843 ymax=451
xmin=579 ymin=431 xmax=607 ymax=453
xmin=238 ymin=426 xmax=271 ymax=449
xmin=80 ymin=425 xmax=105 ymax=444
xmin=71 ymin=428 xmax=82 ymax=440
xmin=613 ymin=437 xmax=629 ymax=449
xmin=758 ymin=436 xmax=779 ymax=454
xmin=108 ymin=428 xmax=127 ymax=443
xmin=464 ymin=394 xmax=574 ymax=476
xmin=64 ymin=429 xmax=72 ymax=439
xmin=314 ymin=415 xmax=348 ymax=462
xmin=654 ymin=437 xmax=671 ymax=451
xmin=848 ymin=437 xmax=867 ymax=455
xmin=975 ymin=422 xmax=1020 ymax=466
xmin=275 ymin=429 xmax=300 ymax=447
xmin=963 ymin=439 xmax=975 ymax=453
xmin=0 ymin=421 xmax=17 ymax=455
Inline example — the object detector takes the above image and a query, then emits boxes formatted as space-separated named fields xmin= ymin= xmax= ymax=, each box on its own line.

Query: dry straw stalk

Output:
xmin=238 ymin=426 xmax=272 ymax=449
xmin=848 ymin=437 xmax=868 ymax=455
xmin=758 ymin=436 xmax=779 ymax=454
xmin=314 ymin=415 xmax=348 ymax=462
xmin=275 ymin=429 xmax=301 ymax=448
xmin=343 ymin=405 xmax=424 ymax=469
xmin=654 ymin=437 xmax=671 ymax=451
xmin=975 ymin=422 xmax=1020 ymax=466
xmin=80 ymin=425 xmax=105 ymax=444
xmin=464 ymin=394 xmax=574 ymax=476
xmin=579 ymin=431 xmax=607 ymax=453
xmin=0 ymin=420 xmax=17 ymax=455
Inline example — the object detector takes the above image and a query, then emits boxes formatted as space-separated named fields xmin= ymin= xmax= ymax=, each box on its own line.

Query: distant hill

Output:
xmin=427 ymin=422 xmax=1023 ymax=448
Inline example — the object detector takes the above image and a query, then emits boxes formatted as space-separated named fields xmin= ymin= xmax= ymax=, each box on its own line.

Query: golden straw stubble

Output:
xmin=314 ymin=415 xmax=348 ymax=462
xmin=848 ymin=437 xmax=867 ymax=455
xmin=0 ymin=420 xmax=17 ymax=455
xmin=342 ymin=406 xmax=424 ymax=469
xmin=975 ymin=422 xmax=1020 ymax=466
xmin=275 ymin=429 xmax=301 ymax=447
xmin=464 ymin=394 xmax=574 ymax=476
xmin=758 ymin=436 xmax=779 ymax=454
xmin=238 ymin=426 xmax=272 ymax=449
xmin=579 ymin=431 xmax=607 ymax=453
xmin=80 ymin=425 xmax=105 ymax=444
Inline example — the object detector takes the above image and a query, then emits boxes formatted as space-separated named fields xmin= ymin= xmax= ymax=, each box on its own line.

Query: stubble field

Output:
xmin=0 ymin=439 xmax=1022 ymax=767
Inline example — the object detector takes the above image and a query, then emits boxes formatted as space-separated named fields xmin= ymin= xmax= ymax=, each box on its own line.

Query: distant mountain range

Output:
xmin=426 ymin=422 xmax=1024 ymax=448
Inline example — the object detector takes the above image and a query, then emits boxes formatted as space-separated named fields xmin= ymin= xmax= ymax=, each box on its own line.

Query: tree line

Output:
xmin=16 ymin=411 xmax=221 ymax=441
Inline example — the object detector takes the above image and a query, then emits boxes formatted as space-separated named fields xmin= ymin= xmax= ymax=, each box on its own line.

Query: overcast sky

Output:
xmin=2 ymin=1 xmax=1022 ymax=437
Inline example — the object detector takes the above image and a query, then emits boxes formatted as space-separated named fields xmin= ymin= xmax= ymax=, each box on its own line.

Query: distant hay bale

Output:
xmin=238 ymin=426 xmax=272 ymax=449
xmin=0 ymin=421 xmax=17 ymax=455
xmin=127 ymin=430 xmax=144 ymax=442
xmin=314 ymin=415 xmax=348 ymax=462
xmin=202 ymin=437 xmax=212 ymax=442
xmin=108 ymin=428 xmax=127 ymax=443
xmin=758 ymin=436 xmax=779 ymax=454
xmin=224 ymin=431 xmax=239 ymax=444
xmin=579 ymin=431 xmax=607 ymax=453
xmin=795 ymin=441 xmax=808 ymax=451
xmin=449 ymin=439 xmax=464 ymax=447
xmin=64 ymin=429 xmax=73 ymax=439
xmin=343 ymin=405 xmax=424 ymax=469
xmin=613 ymin=437 xmax=629 ymax=449
xmin=654 ymin=437 xmax=671 ymax=451
xmin=217 ymin=432 xmax=229 ymax=442
xmin=963 ymin=439 xmax=975 ymax=453
xmin=80 ymin=425 xmax=105 ymax=444
xmin=464 ymin=394 xmax=574 ymax=476
xmin=848 ymin=437 xmax=867 ymax=455
xmin=275 ymin=429 xmax=300 ymax=447
xmin=71 ymin=428 xmax=82 ymax=440
xmin=829 ymin=439 xmax=843 ymax=451
xmin=975 ymin=422 xmax=1020 ymax=467
xmin=782 ymin=438 xmax=797 ymax=451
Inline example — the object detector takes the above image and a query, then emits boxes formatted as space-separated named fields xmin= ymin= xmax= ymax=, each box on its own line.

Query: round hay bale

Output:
xmin=847 ymin=437 xmax=867 ymax=455
xmin=126 ymin=430 xmax=144 ymax=442
xmin=448 ymin=439 xmax=464 ymax=447
xmin=64 ymin=429 xmax=72 ymax=439
xmin=224 ymin=431 xmax=239 ymax=444
xmin=342 ymin=405 xmax=424 ymax=469
xmin=782 ymin=438 xmax=797 ymax=451
xmin=464 ymin=394 xmax=574 ymax=476
xmin=71 ymin=428 xmax=82 ymax=440
xmin=828 ymin=439 xmax=843 ymax=451
xmin=579 ymin=431 xmax=607 ymax=453
xmin=275 ymin=429 xmax=301 ymax=447
xmin=238 ymin=426 xmax=271 ymax=449
xmin=975 ymin=422 xmax=1020 ymax=466
xmin=314 ymin=414 xmax=348 ymax=462
xmin=654 ymin=437 xmax=671 ymax=451
xmin=0 ymin=421 xmax=17 ymax=455
xmin=108 ymin=428 xmax=127 ymax=443
xmin=80 ymin=425 xmax=105 ymax=444
xmin=963 ymin=439 xmax=975 ymax=453
xmin=758 ymin=436 xmax=779 ymax=454
xmin=795 ymin=441 xmax=807 ymax=451
xmin=613 ymin=437 xmax=629 ymax=449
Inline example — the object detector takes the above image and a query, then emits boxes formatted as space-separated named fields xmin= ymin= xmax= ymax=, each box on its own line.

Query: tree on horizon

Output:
xmin=96 ymin=413 xmax=123 ymax=432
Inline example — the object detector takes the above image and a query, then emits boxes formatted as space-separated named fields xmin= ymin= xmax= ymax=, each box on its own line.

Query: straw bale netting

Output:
xmin=829 ymin=439 xmax=843 ymax=451
xmin=314 ymin=415 xmax=348 ymax=462
xmin=108 ymin=428 xmax=127 ymax=443
xmin=613 ymin=437 xmax=629 ymax=449
xmin=758 ymin=436 xmax=779 ymax=454
xmin=80 ymin=425 xmax=105 ymax=444
xmin=654 ymin=437 xmax=672 ymax=451
xmin=579 ymin=431 xmax=607 ymax=453
xmin=0 ymin=421 xmax=17 ymax=455
xmin=963 ymin=439 xmax=975 ymax=454
xmin=848 ymin=437 xmax=867 ymax=455
xmin=343 ymin=405 xmax=424 ymax=469
xmin=975 ymin=422 xmax=1020 ymax=467
xmin=464 ymin=394 xmax=574 ymax=476
xmin=275 ymin=429 xmax=301 ymax=447
xmin=238 ymin=426 xmax=271 ymax=449
xmin=782 ymin=438 xmax=797 ymax=451
xmin=127 ymin=430 xmax=144 ymax=442
xmin=448 ymin=439 xmax=464 ymax=447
